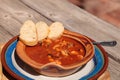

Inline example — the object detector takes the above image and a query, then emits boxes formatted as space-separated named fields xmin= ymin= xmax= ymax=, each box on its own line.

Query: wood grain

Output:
xmin=0 ymin=0 xmax=52 ymax=43
xmin=17 ymin=0 xmax=120 ymax=79
xmin=98 ymin=70 xmax=110 ymax=80
xmin=20 ymin=0 xmax=120 ymax=61
xmin=108 ymin=57 xmax=120 ymax=80
xmin=0 ymin=0 xmax=120 ymax=79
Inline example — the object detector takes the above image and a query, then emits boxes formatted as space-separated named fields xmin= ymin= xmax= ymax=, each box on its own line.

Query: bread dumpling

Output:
xmin=19 ymin=20 xmax=38 ymax=46
xmin=36 ymin=21 xmax=49 ymax=42
xmin=48 ymin=22 xmax=64 ymax=40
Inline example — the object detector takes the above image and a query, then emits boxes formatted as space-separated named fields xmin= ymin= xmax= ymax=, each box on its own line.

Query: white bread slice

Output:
xmin=36 ymin=21 xmax=49 ymax=42
xmin=19 ymin=20 xmax=38 ymax=46
xmin=48 ymin=22 xmax=64 ymax=40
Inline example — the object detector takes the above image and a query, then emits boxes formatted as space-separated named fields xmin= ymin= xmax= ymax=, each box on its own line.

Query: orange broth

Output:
xmin=25 ymin=36 xmax=85 ymax=66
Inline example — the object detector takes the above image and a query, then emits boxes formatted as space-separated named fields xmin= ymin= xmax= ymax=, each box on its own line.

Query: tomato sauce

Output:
xmin=25 ymin=36 xmax=85 ymax=66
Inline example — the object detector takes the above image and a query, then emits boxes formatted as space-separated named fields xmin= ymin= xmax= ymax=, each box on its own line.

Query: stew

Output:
xmin=25 ymin=36 xmax=85 ymax=66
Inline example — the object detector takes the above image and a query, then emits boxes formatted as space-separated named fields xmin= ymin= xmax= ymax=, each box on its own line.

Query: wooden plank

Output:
xmin=20 ymin=0 xmax=120 ymax=62
xmin=0 ymin=0 xmax=52 ymax=43
xmin=0 ymin=0 xmax=119 ymax=79
xmin=98 ymin=70 xmax=110 ymax=80
xmin=108 ymin=58 xmax=120 ymax=80
xmin=0 ymin=25 xmax=13 ymax=43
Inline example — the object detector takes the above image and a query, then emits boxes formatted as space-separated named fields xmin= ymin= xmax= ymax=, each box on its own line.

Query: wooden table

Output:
xmin=0 ymin=0 xmax=120 ymax=80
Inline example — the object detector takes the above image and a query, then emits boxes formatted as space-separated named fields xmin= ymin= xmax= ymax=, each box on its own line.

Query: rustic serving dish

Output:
xmin=16 ymin=30 xmax=94 ymax=77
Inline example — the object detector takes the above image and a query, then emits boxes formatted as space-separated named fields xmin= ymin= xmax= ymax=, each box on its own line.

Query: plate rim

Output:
xmin=1 ymin=36 xmax=108 ymax=80
xmin=89 ymin=44 xmax=108 ymax=79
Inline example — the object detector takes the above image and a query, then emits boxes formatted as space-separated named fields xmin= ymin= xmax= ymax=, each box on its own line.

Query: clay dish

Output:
xmin=16 ymin=30 xmax=94 ymax=77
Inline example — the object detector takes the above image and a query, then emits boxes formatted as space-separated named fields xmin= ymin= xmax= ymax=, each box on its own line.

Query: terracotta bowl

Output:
xmin=16 ymin=30 xmax=94 ymax=77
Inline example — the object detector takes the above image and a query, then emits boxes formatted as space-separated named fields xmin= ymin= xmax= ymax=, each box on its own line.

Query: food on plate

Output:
xmin=36 ymin=21 xmax=49 ymax=42
xmin=19 ymin=20 xmax=38 ymax=46
xmin=18 ymin=20 xmax=84 ymax=65
xmin=18 ymin=20 xmax=84 ymax=66
xmin=16 ymin=20 xmax=94 ymax=77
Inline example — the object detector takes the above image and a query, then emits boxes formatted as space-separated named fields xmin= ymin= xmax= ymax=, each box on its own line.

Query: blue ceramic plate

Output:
xmin=1 ymin=36 xmax=108 ymax=80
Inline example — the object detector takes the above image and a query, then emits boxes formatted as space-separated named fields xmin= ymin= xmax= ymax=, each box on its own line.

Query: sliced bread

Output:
xmin=36 ymin=21 xmax=49 ymax=42
xmin=19 ymin=20 xmax=38 ymax=46
xmin=48 ymin=22 xmax=64 ymax=40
